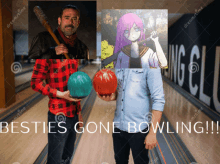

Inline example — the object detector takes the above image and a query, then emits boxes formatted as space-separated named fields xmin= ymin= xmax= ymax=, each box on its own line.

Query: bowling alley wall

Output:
xmin=162 ymin=0 xmax=220 ymax=114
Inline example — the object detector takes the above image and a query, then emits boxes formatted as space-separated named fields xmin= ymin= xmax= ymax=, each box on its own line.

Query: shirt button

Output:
xmin=122 ymin=99 xmax=123 ymax=101
xmin=122 ymin=109 xmax=123 ymax=111
xmin=123 ymin=89 xmax=124 ymax=91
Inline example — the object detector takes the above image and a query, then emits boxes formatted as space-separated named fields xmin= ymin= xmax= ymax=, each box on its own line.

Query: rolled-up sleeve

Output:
xmin=146 ymin=67 xmax=165 ymax=112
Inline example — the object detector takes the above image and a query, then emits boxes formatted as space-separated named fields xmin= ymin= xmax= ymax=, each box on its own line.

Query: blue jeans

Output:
xmin=112 ymin=127 xmax=149 ymax=164
xmin=47 ymin=111 xmax=78 ymax=164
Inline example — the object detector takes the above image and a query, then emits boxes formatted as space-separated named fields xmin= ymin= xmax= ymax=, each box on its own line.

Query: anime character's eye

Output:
xmin=134 ymin=27 xmax=140 ymax=32
xmin=124 ymin=30 xmax=129 ymax=34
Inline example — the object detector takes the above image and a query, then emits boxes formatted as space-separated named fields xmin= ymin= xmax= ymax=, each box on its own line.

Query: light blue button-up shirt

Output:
xmin=113 ymin=67 xmax=165 ymax=132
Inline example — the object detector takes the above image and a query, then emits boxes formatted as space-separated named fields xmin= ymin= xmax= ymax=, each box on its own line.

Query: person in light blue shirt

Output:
xmin=97 ymin=66 xmax=165 ymax=164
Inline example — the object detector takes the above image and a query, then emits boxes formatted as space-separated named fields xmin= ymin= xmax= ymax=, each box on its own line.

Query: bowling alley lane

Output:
xmin=162 ymin=80 xmax=220 ymax=164
xmin=71 ymin=93 xmax=117 ymax=164
xmin=1 ymin=62 xmax=219 ymax=164
xmin=0 ymin=63 xmax=100 ymax=164
xmin=15 ymin=72 xmax=33 ymax=88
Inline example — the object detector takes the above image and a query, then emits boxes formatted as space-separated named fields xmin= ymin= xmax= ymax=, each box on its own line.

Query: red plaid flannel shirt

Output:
xmin=31 ymin=59 xmax=81 ymax=117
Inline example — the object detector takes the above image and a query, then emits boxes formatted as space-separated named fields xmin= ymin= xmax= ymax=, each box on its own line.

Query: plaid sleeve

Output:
xmin=74 ymin=59 xmax=78 ymax=71
xmin=31 ymin=59 xmax=57 ymax=97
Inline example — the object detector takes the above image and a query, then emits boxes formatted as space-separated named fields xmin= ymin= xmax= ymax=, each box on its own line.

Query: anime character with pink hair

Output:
xmin=112 ymin=13 xmax=167 ymax=69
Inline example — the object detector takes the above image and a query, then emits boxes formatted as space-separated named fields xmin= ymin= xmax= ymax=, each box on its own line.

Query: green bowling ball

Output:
xmin=67 ymin=71 xmax=92 ymax=99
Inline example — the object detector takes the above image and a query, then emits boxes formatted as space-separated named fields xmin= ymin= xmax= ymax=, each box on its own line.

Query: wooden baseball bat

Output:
xmin=33 ymin=6 xmax=70 ymax=59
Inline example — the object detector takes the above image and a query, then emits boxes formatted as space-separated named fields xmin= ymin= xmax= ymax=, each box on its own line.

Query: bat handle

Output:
xmin=44 ymin=21 xmax=70 ymax=59
xmin=63 ymin=53 xmax=70 ymax=59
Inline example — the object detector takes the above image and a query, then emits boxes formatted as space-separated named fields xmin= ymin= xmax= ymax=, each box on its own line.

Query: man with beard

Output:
xmin=28 ymin=5 xmax=89 ymax=59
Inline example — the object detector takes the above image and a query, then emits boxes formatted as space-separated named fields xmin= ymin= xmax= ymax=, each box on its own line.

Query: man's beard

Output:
xmin=60 ymin=24 xmax=77 ymax=36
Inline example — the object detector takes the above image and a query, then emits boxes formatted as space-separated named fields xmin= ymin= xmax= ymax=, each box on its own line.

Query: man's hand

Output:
xmin=144 ymin=133 xmax=157 ymax=150
xmin=97 ymin=92 xmax=116 ymax=101
xmin=56 ymin=90 xmax=81 ymax=102
xmin=55 ymin=43 xmax=68 ymax=55
xmin=144 ymin=110 xmax=162 ymax=150
xmin=77 ymin=111 xmax=83 ymax=130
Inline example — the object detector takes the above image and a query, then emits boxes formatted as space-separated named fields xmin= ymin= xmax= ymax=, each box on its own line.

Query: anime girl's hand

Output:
xmin=150 ymin=31 xmax=159 ymax=43
xmin=149 ymin=31 xmax=168 ymax=69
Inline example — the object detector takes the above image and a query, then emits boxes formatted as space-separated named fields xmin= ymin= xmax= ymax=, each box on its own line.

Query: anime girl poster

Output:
xmin=101 ymin=9 xmax=168 ymax=69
